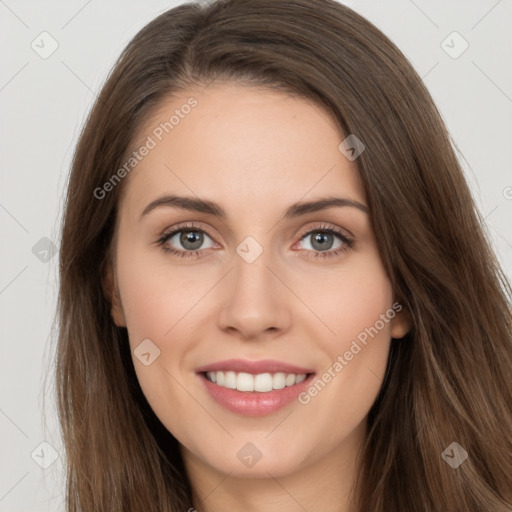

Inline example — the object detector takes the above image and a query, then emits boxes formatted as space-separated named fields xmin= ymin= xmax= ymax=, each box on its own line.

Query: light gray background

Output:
xmin=1 ymin=1 xmax=511 ymax=510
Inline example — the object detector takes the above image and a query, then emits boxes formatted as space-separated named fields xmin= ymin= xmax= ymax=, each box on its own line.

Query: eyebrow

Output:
xmin=139 ymin=194 xmax=369 ymax=220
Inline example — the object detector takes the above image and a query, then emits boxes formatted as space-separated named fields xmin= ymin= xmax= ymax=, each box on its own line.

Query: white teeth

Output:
xmin=236 ymin=372 xmax=254 ymax=392
xmin=272 ymin=372 xmax=286 ymax=389
xmin=205 ymin=371 xmax=309 ymax=392
xmin=285 ymin=373 xmax=296 ymax=386
xmin=254 ymin=373 xmax=273 ymax=392
xmin=224 ymin=371 xmax=237 ymax=389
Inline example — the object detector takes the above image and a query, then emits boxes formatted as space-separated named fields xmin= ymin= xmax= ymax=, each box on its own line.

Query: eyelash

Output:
xmin=156 ymin=222 xmax=355 ymax=260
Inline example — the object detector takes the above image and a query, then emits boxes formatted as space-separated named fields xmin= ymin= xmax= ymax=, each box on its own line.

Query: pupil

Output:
xmin=181 ymin=230 xmax=202 ymax=250
xmin=312 ymin=232 xmax=332 ymax=251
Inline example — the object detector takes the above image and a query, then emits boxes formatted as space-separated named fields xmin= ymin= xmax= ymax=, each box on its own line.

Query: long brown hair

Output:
xmin=54 ymin=0 xmax=512 ymax=510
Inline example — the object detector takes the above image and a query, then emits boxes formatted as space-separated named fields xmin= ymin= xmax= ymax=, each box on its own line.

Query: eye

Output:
xmin=296 ymin=223 xmax=354 ymax=259
xmin=156 ymin=222 xmax=216 ymax=259
xmin=156 ymin=222 xmax=355 ymax=260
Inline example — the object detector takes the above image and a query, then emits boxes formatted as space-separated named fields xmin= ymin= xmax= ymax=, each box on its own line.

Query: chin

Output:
xmin=196 ymin=440 xmax=310 ymax=479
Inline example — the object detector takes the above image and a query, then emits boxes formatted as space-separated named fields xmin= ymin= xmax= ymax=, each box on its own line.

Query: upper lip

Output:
xmin=196 ymin=359 xmax=315 ymax=375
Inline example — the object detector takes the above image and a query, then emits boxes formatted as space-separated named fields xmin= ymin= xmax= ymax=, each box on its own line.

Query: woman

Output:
xmin=55 ymin=0 xmax=512 ymax=510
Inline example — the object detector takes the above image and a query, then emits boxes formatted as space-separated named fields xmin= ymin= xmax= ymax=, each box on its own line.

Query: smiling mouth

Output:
xmin=202 ymin=371 xmax=314 ymax=393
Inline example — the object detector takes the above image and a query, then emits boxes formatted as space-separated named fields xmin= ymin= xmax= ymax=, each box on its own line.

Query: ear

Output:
xmin=102 ymin=262 xmax=126 ymax=328
xmin=390 ymin=304 xmax=412 ymax=340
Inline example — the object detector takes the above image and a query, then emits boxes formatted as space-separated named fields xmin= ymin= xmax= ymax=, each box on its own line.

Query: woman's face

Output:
xmin=107 ymin=82 xmax=410 ymax=479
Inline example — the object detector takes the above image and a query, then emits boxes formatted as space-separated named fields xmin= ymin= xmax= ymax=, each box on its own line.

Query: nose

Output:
xmin=217 ymin=247 xmax=292 ymax=341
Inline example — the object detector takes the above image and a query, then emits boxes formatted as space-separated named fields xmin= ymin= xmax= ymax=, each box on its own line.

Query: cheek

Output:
xmin=115 ymin=240 xmax=203 ymax=347
xmin=305 ymin=252 xmax=394 ymax=347
xmin=115 ymin=248 xmax=202 ymax=437
xmin=114 ymin=240 xmax=210 ymax=408
xmin=297 ymin=255 xmax=394 ymax=422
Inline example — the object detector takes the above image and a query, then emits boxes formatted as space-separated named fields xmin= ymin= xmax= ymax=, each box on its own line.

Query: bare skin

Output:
xmin=105 ymin=81 xmax=411 ymax=512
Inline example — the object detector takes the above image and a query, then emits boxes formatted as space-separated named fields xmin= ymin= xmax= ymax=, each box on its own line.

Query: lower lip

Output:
xmin=198 ymin=372 xmax=315 ymax=417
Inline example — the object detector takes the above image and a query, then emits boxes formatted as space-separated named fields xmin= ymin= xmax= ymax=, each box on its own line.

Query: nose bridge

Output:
xmin=217 ymin=235 xmax=291 ymax=338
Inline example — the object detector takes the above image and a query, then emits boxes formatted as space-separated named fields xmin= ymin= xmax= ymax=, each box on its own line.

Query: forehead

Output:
xmin=120 ymin=82 xmax=366 ymax=218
